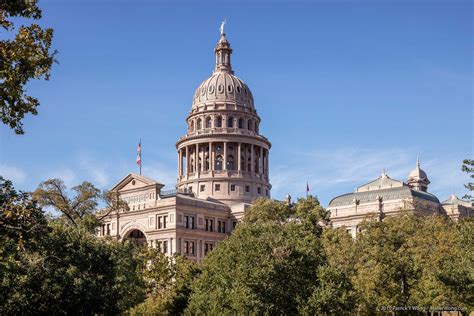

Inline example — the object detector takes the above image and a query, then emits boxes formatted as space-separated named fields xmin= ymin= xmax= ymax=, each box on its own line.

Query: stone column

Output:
xmin=185 ymin=146 xmax=189 ymax=175
xmin=178 ymin=149 xmax=182 ymax=177
xmin=259 ymin=147 xmax=263 ymax=175
xmin=195 ymin=143 xmax=199 ymax=174
xmin=237 ymin=142 xmax=241 ymax=172
xmin=209 ymin=142 xmax=214 ymax=171
xmin=250 ymin=145 xmax=254 ymax=172
xmin=223 ymin=142 xmax=227 ymax=171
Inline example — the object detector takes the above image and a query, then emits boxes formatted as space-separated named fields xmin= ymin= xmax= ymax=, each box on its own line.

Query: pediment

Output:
xmin=110 ymin=173 xmax=164 ymax=192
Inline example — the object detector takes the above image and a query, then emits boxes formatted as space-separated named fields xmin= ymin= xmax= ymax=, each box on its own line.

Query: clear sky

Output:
xmin=0 ymin=0 xmax=472 ymax=206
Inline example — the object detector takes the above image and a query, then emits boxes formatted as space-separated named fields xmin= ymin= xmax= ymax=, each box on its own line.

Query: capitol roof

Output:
xmin=328 ymin=170 xmax=440 ymax=207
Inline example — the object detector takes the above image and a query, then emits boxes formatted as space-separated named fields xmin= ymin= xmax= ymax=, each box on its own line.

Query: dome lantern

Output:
xmin=407 ymin=157 xmax=430 ymax=192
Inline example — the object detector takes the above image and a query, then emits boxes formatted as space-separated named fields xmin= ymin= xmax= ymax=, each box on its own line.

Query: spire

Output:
xmin=416 ymin=156 xmax=420 ymax=168
xmin=214 ymin=21 xmax=233 ymax=74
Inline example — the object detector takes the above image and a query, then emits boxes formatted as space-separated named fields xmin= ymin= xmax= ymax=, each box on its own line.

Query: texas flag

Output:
xmin=136 ymin=140 xmax=142 ymax=166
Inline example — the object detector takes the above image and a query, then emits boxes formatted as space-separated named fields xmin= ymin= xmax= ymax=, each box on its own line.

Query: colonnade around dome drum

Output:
xmin=177 ymin=141 xmax=269 ymax=181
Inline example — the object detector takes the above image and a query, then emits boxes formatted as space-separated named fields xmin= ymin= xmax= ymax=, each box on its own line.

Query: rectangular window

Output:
xmin=200 ymin=185 xmax=205 ymax=192
xmin=163 ymin=216 xmax=168 ymax=229
xmin=257 ymin=187 xmax=261 ymax=194
xmin=204 ymin=243 xmax=214 ymax=255
xmin=233 ymin=220 xmax=237 ymax=229
xmin=245 ymin=185 xmax=250 ymax=193
xmin=184 ymin=241 xmax=189 ymax=254
xmin=230 ymin=184 xmax=236 ymax=192
xmin=163 ymin=241 xmax=168 ymax=254
xmin=106 ymin=224 xmax=110 ymax=235
xmin=217 ymin=220 xmax=226 ymax=233
xmin=190 ymin=241 xmax=195 ymax=255
xmin=205 ymin=218 xmax=214 ymax=232
xmin=215 ymin=184 xmax=221 ymax=191
xmin=158 ymin=216 xmax=163 ymax=229
xmin=185 ymin=215 xmax=195 ymax=229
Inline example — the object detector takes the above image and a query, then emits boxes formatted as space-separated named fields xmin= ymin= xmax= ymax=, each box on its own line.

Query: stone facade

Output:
xmin=97 ymin=30 xmax=270 ymax=261
xmin=328 ymin=161 xmax=474 ymax=237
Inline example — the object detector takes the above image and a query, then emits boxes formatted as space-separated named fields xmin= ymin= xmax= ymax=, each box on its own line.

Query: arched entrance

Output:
xmin=123 ymin=229 xmax=147 ymax=246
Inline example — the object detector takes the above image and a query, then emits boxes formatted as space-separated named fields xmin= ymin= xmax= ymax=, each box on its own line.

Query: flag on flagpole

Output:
xmin=306 ymin=182 xmax=310 ymax=198
xmin=136 ymin=140 xmax=142 ymax=174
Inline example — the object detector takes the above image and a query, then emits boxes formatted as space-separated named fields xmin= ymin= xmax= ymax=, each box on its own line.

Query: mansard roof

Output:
xmin=329 ymin=171 xmax=440 ymax=207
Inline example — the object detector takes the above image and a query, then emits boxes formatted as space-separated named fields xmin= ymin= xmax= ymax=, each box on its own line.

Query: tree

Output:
xmin=351 ymin=214 xmax=473 ymax=313
xmin=462 ymin=159 xmax=474 ymax=201
xmin=186 ymin=197 xmax=329 ymax=315
xmin=33 ymin=178 xmax=128 ymax=229
xmin=1 ymin=177 xmax=145 ymax=314
xmin=1 ymin=0 xmax=57 ymax=134
xmin=129 ymin=249 xmax=198 ymax=315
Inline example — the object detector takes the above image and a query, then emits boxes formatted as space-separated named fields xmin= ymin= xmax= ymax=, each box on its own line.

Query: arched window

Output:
xmin=190 ymin=120 xmax=195 ymax=132
xmin=206 ymin=117 xmax=212 ymax=128
xmin=216 ymin=116 xmax=222 ymax=128
xmin=238 ymin=118 xmax=244 ymax=129
xmin=197 ymin=118 xmax=202 ymax=130
xmin=227 ymin=155 xmax=234 ymax=170
xmin=205 ymin=156 xmax=210 ymax=171
xmin=227 ymin=116 xmax=234 ymax=128
xmin=255 ymin=123 xmax=259 ymax=134
xmin=241 ymin=155 xmax=245 ymax=171
xmin=215 ymin=155 xmax=223 ymax=171
xmin=247 ymin=119 xmax=253 ymax=131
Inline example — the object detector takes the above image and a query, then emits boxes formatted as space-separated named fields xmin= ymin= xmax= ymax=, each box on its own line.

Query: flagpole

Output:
xmin=140 ymin=138 xmax=142 ymax=175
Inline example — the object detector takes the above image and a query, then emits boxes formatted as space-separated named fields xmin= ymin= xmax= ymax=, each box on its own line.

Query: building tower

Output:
xmin=176 ymin=29 xmax=271 ymax=206
xmin=407 ymin=157 xmax=430 ymax=192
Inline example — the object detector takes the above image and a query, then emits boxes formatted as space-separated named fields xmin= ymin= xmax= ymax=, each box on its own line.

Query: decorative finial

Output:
xmin=416 ymin=156 xmax=420 ymax=167
xmin=381 ymin=168 xmax=387 ymax=178
xmin=219 ymin=18 xmax=226 ymax=35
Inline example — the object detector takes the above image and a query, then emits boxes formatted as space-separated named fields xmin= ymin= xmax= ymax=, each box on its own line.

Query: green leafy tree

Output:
xmin=0 ymin=0 xmax=57 ymax=134
xmin=33 ymin=178 xmax=128 ymax=229
xmin=186 ymin=197 xmax=330 ymax=315
xmin=0 ymin=177 xmax=145 ymax=314
xmin=130 ymin=248 xmax=198 ymax=315
xmin=462 ymin=159 xmax=474 ymax=201
xmin=352 ymin=214 xmax=473 ymax=313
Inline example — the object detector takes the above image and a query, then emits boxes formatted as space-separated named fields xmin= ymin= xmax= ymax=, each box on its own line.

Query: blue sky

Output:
xmin=0 ymin=0 xmax=472 ymax=206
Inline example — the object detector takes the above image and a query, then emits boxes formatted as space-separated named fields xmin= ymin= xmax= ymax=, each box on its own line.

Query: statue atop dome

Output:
xmin=219 ymin=19 xmax=226 ymax=35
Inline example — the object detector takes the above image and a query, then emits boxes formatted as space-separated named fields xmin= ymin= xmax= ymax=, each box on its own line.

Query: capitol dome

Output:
xmin=191 ymin=33 xmax=255 ymax=111
xmin=193 ymin=73 xmax=254 ymax=109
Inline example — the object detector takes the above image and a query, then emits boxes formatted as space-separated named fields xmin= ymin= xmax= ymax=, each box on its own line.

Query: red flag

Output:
xmin=136 ymin=141 xmax=141 ymax=166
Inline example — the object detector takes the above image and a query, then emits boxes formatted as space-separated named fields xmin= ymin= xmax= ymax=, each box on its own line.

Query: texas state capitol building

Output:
xmin=97 ymin=29 xmax=271 ymax=261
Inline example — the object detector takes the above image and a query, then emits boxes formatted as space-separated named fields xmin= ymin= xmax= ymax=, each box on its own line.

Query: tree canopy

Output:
xmin=0 ymin=0 xmax=57 ymax=134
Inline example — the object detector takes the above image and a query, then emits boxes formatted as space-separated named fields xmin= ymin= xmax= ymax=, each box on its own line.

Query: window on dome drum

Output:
xmin=216 ymin=116 xmax=222 ymax=127
xmin=197 ymin=118 xmax=202 ymax=129
xmin=266 ymin=189 xmax=269 ymax=196
xmin=206 ymin=117 xmax=212 ymax=128
xmin=215 ymin=155 xmax=223 ymax=170
xmin=230 ymin=184 xmax=236 ymax=192
xmin=238 ymin=118 xmax=244 ymax=128
xmin=190 ymin=120 xmax=194 ymax=132
xmin=227 ymin=116 xmax=234 ymax=128
xmin=248 ymin=120 xmax=253 ymax=130
xmin=227 ymin=155 xmax=234 ymax=170
xmin=215 ymin=184 xmax=221 ymax=192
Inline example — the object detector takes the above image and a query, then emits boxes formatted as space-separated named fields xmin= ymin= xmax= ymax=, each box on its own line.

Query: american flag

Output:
xmin=136 ymin=140 xmax=141 ymax=166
